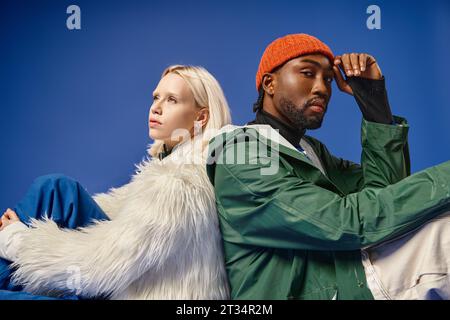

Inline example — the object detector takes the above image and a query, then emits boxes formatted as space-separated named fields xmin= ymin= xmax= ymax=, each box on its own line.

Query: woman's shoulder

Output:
xmin=132 ymin=150 xmax=210 ymax=189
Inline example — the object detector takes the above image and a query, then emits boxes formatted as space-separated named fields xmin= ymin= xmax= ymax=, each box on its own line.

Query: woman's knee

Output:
xmin=32 ymin=174 xmax=79 ymax=190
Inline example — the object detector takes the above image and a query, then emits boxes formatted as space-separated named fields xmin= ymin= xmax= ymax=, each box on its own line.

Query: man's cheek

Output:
xmin=283 ymin=75 xmax=302 ymax=90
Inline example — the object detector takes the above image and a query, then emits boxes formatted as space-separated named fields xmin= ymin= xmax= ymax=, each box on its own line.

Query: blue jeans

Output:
xmin=0 ymin=174 xmax=109 ymax=300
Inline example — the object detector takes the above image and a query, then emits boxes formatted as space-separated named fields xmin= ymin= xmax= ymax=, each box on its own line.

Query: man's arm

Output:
xmin=317 ymin=116 xmax=410 ymax=194
xmin=347 ymin=76 xmax=393 ymax=125
xmin=208 ymin=132 xmax=450 ymax=252
xmin=323 ymin=53 xmax=411 ymax=193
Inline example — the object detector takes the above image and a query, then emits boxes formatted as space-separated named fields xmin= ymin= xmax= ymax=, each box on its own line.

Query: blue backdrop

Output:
xmin=1 ymin=0 xmax=449 ymax=208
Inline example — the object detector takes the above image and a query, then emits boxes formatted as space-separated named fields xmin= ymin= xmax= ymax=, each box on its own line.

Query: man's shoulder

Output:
xmin=207 ymin=125 xmax=333 ymax=159
xmin=207 ymin=124 xmax=282 ymax=148
xmin=302 ymin=134 xmax=327 ymax=150
xmin=210 ymin=124 xmax=274 ymax=138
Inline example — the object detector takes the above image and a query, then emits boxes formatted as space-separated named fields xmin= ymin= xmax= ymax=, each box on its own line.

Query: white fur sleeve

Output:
xmin=91 ymin=182 xmax=131 ymax=220
xmin=0 ymin=222 xmax=29 ymax=261
xmin=10 ymin=162 xmax=216 ymax=299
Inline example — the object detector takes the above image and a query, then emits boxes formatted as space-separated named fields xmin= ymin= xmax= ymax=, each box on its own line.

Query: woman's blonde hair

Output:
xmin=149 ymin=65 xmax=232 ymax=158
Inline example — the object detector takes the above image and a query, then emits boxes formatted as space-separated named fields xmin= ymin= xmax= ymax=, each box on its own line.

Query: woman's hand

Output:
xmin=0 ymin=208 xmax=21 ymax=231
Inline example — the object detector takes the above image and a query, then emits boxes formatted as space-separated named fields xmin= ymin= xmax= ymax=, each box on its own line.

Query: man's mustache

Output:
xmin=304 ymin=95 xmax=328 ymax=109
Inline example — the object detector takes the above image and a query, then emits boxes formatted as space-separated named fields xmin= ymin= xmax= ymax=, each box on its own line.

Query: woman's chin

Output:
xmin=149 ymin=130 xmax=163 ymax=141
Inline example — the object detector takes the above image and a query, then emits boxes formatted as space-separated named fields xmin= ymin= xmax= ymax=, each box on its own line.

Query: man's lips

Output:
xmin=309 ymin=105 xmax=325 ymax=113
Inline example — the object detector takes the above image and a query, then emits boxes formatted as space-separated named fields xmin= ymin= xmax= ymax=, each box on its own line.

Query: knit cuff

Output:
xmin=347 ymin=76 xmax=394 ymax=125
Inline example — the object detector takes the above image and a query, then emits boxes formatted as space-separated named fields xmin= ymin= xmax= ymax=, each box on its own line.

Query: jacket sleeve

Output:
xmin=0 ymin=222 xmax=29 ymax=261
xmin=91 ymin=182 xmax=132 ymax=220
xmin=10 ymin=163 xmax=215 ymax=298
xmin=320 ymin=116 xmax=411 ymax=194
xmin=210 ymin=133 xmax=450 ymax=252
xmin=321 ymin=76 xmax=409 ymax=193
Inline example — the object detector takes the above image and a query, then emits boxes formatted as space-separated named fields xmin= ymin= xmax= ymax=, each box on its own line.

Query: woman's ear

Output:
xmin=196 ymin=107 xmax=210 ymax=128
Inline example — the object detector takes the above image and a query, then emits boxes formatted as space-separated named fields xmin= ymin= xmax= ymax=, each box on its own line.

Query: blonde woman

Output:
xmin=0 ymin=65 xmax=231 ymax=300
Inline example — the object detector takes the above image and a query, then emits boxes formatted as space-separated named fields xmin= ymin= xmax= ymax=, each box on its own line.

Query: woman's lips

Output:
xmin=149 ymin=120 xmax=162 ymax=128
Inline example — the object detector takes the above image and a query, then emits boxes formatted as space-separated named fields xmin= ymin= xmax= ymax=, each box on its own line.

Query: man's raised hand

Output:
xmin=333 ymin=53 xmax=383 ymax=95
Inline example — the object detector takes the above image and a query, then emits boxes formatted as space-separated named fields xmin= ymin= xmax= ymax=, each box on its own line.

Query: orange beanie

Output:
xmin=255 ymin=33 xmax=334 ymax=91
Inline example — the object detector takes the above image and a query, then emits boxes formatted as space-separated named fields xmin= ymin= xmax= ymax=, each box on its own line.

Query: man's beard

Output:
xmin=279 ymin=97 xmax=325 ymax=130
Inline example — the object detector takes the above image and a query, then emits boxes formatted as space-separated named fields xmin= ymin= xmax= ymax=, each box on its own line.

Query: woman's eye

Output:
xmin=325 ymin=77 xmax=334 ymax=83
xmin=168 ymin=97 xmax=177 ymax=103
xmin=301 ymin=71 xmax=314 ymax=77
xmin=153 ymin=95 xmax=159 ymax=101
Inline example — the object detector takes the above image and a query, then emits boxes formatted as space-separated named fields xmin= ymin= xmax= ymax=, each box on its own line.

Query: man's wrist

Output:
xmin=347 ymin=76 xmax=394 ymax=125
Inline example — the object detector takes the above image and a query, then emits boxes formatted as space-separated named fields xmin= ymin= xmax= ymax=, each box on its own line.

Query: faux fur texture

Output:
xmin=10 ymin=141 xmax=230 ymax=299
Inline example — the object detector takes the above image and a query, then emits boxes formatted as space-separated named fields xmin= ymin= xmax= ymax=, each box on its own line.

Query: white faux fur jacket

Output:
xmin=5 ymin=140 xmax=230 ymax=299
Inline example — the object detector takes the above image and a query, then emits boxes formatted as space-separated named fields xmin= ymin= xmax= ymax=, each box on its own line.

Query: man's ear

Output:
xmin=262 ymin=73 xmax=276 ymax=96
xmin=195 ymin=107 xmax=210 ymax=128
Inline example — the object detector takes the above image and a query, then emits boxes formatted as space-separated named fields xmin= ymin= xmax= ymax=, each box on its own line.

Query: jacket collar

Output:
xmin=209 ymin=123 xmax=313 ymax=166
xmin=208 ymin=123 xmax=344 ymax=195
xmin=156 ymin=135 xmax=207 ymax=164
xmin=247 ymin=109 xmax=306 ymax=148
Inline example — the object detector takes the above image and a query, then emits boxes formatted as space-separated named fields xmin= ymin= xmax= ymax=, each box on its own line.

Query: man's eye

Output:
xmin=301 ymin=71 xmax=314 ymax=77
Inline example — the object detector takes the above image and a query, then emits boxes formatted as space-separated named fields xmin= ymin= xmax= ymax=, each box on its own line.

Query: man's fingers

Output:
xmin=334 ymin=56 xmax=345 ymax=76
xmin=334 ymin=56 xmax=341 ymax=66
xmin=333 ymin=66 xmax=353 ymax=95
xmin=366 ymin=54 xmax=377 ymax=67
xmin=340 ymin=54 xmax=353 ymax=77
xmin=333 ymin=66 xmax=345 ymax=86
xmin=359 ymin=53 xmax=367 ymax=72
xmin=349 ymin=53 xmax=360 ymax=76
xmin=339 ymin=53 xmax=373 ymax=76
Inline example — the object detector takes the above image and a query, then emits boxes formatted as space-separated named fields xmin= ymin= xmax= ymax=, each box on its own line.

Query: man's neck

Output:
xmin=248 ymin=108 xmax=306 ymax=147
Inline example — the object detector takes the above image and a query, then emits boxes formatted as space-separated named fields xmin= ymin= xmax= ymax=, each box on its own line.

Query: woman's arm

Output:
xmin=91 ymin=183 xmax=132 ymax=220
xmin=10 ymin=162 xmax=215 ymax=298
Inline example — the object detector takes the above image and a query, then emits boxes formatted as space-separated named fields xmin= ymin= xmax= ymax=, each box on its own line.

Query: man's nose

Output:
xmin=312 ymin=77 xmax=328 ymax=97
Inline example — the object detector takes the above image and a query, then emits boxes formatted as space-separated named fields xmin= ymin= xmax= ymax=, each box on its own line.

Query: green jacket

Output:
xmin=207 ymin=116 xmax=450 ymax=300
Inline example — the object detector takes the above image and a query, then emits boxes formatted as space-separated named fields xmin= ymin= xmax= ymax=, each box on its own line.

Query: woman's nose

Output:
xmin=150 ymin=103 xmax=162 ymax=115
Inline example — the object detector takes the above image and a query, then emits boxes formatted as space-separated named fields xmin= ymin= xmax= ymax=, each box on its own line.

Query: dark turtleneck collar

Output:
xmin=158 ymin=144 xmax=172 ymax=160
xmin=247 ymin=109 xmax=306 ymax=147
